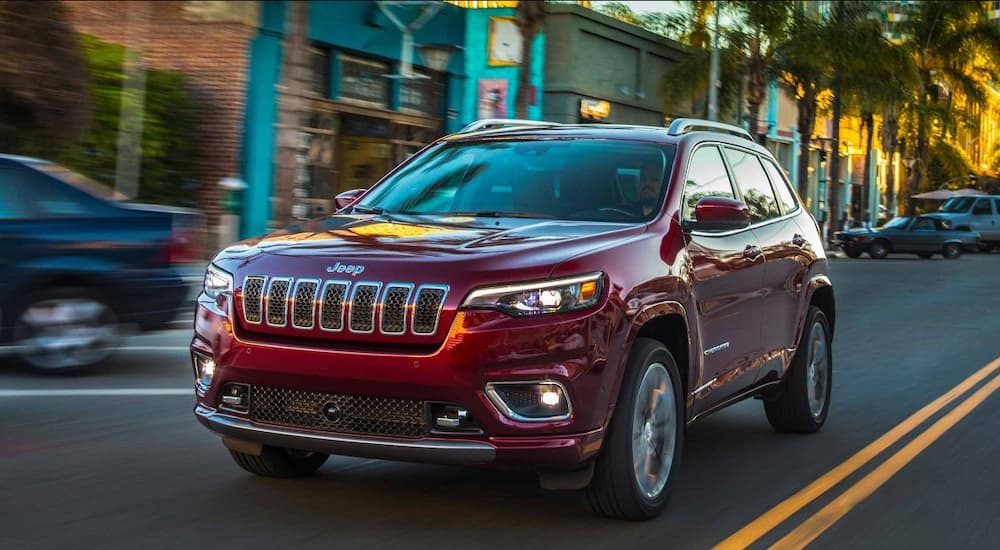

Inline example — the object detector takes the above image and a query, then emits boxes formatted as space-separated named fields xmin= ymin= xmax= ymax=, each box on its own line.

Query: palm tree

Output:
xmin=822 ymin=0 xmax=880 ymax=230
xmin=660 ymin=1 xmax=743 ymax=121
xmin=897 ymin=1 xmax=1000 ymax=215
xmin=0 ymin=0 xmax=89 ymax=154
xmin=514 ymin=0 xmax=546 ymax=119
xmin=771 ymin=9 xmax=829 ymax=199
xmin=731 ymin=0 xmax=792 ymax=138
xmin=840 ymin=19 xmax=915 ymax=223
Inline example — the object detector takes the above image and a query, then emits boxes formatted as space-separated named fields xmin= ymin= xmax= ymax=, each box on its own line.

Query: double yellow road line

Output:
xmin=714 ymin=356 xmax=1000 ymax=550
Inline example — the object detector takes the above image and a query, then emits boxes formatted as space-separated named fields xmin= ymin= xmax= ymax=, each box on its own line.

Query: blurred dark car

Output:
xmin=0 ymin=154 xmax=203 ymax=372
xmin=834 ymin=215 xmax=980 ymax=260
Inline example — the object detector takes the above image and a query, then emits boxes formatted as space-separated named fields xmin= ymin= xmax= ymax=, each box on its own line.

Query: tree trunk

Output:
xmin=861 ymin=111 xmax=874 ymax=225
xmin=828 ymin=79 xmax=842 ymax=232
xmin=745 ymin=35 xmax=766 ymax=137
xmin=906 ymin=70 xmax=930 ymax=216
xmin=881 ymin=102 xmax=898 ymax=216
xmin=796 ymin=96 xmax=817 ymax=200
xmin=273 ymin=1 xmax=310 ymax=228
xmin=514 ymin=26 xmax=535 ymax=119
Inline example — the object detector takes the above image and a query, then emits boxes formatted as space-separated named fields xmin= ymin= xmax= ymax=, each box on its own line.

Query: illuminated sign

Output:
xmin=580 ymin=98 xmax=611 ymax=120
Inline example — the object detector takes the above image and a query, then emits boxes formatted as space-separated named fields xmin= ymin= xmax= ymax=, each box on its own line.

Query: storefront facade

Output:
xmin=242 ymin=1 xmax=466 ymax=236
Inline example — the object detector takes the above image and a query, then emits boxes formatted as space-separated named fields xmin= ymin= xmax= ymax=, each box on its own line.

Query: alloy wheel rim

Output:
xmin=806 ymin=321 xmax=829 ymax=419
xmin=14 ymin=298 xmax=117 ymax=369
xmin=631 ymin=362 xmax=677 ymax=500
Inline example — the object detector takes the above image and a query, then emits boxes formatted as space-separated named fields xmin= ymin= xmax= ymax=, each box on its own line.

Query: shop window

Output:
xmin=339 ymin=55 xmax=390 ymax=107
xmin=309 ymin=45 xmax=332 ymax=97
xmin=400 ymin=71 xmax=443 ymax=116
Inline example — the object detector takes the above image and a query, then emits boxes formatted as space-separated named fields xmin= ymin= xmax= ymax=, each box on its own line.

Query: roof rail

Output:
xmin=459 ymin=119 xmax=562 ymax=133
xmin=667 ymin=118 xmax=755 ymax=142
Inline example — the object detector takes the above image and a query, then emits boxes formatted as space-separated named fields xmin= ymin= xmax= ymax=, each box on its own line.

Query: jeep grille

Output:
xmin=240 ymin=276 xmax=449 ymax=337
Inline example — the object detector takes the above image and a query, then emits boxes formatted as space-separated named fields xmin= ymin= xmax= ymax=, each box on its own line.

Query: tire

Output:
xmin=842 ymin=247 xmax=862 ymax=259
xmin=764 ymin=306 xmax=832 ymax=433
xmin=229 ymin=446 xmax=329 ymax=478
xmin=587 ymin=338 xmax=684 ymax=520
xmin=942 ymin=243 xmax=962 ymax=259
xmin=12 ymin=287 xmax=119 ymax=373
xmin=868 ymin=239 xmax=890 ymax=259
xmin=917 ymin=252 xmax=934 ymax=259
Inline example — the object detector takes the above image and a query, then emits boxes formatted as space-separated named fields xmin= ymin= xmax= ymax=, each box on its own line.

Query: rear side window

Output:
xmin=3 ymin=164 xmax=102 ymax=218
xmin=724 ymin=147 xmax=780 ymax=223
xmin=973 ymin=199 xmax=992 ymax=215
xmin=761 ymin=158 xmax=798 ymax=213
xmin=0 ymin=169 xmax=32 ymax=219
xmin=682 ymin=146 xmax=736 ymax=220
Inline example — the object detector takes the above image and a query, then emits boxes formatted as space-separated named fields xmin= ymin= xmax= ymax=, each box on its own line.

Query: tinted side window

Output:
xmin=0 ymin=169 xmax=33 ymax=219
xmin=7 ymin=164 xmax=99 ymax=218
xmin=761 ymin=158 xmax=798 ymax=213
xmin=682 ymin=146 xmax=736 ymax=220
xmin=973 ymin=199 xmax=992 ymax=215
xmin=724 ymin=147 xmax=780 ymax=223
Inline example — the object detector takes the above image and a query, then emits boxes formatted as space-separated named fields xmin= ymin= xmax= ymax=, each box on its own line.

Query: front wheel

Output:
xmin=764 ymin=306 xmax=832 ymax=433
xmin=587 ymin=338 xmax=684 ymax=520
xmin=942 ymin=243 xmax=962 ymax=259
xmin=13 ymin=288 xmax=119 ymax=373
xmin=229 ymin=446 xmax=329 ymax=478
xmin=868 ymin=240 xmax=890 ymax=259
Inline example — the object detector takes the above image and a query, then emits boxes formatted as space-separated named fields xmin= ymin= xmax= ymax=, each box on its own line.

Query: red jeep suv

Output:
xmin=193 ymin=119 xmax=835 ymax=520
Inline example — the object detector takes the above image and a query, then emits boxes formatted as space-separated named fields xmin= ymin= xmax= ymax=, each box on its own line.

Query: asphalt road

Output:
xmin=2 ymin=254 xmax=999 ymax=549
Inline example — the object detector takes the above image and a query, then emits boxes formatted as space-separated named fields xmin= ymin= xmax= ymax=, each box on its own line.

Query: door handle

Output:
xmin=743 ymin=244 xmax=763 ymax=260
xmin=792 ymin=233 xmax=807 ymax=247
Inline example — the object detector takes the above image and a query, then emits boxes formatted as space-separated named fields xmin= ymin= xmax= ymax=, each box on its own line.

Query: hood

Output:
xmin=213 ymin=214 xmax=646 ymax=283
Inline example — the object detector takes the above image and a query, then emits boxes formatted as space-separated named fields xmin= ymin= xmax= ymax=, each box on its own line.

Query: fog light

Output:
xmin=192 ymin=352 xmax=215 ymax=389
xmin=486 ymin=381 xmax=571 ymax=422
xmin=219 ymin=383 xmax=249 ymax=412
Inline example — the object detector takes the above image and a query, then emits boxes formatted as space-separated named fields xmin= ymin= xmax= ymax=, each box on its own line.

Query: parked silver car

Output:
xmin=925 ymin=195 xmax=1000 ymax=250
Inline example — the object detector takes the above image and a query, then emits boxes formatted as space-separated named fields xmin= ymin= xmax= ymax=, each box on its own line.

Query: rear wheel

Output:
xmin=229 ymin=446 xmax=329 ymax=478
xmin=587 ymin=338 xmax=684 ymax=520
xmin=943 ymin=243 xmax=962 ymax=259
xmin=868 ymin=240 xmax=890 ymax=259
xmin=12 ymin=288 xmax=119 ymax=373
xmin=842 ymin=247 xmax=862 ymax=258
xmin=764 ymin=306 xmax=832 ymax=433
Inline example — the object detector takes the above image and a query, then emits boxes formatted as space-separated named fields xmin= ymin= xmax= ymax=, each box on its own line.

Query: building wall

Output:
xmin=66 ymin=0 xmax=257 ymax=248
xmin=542 ymin=4 xmax=688 ymax=125
xmin=461 ymin=8 xmax=545 ymax=125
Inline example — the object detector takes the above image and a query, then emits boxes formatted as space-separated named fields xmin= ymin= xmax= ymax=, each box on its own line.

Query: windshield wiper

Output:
xmin=352 ymin=205 xmax=383 ymax=214
xmin=436 ymin=211 xmax=555 ymax=219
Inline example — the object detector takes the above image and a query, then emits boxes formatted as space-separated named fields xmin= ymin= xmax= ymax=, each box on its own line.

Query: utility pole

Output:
xmin=707 ymin=0 xmax=720 ymax=121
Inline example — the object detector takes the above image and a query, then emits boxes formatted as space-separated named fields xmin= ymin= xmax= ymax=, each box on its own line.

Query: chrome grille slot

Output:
xmin=380 ymin=284 xmax=413 ymax=334
xmin=266 ymin=278 xmax=291 ymax=326
xmin=413 ymin=286 xmax=447 ymax=335
xmin=319 ymin=281 xmax=349 ymax=331
xmin=291 ymin=280 xmax=319 ymax=328
xmin=249 ymin=385 xmax=427 ymax=438
xmin=242 ymin=276 xmax=265 ymax=324
xmin=349 ymin=283 xmax=381 ymax=333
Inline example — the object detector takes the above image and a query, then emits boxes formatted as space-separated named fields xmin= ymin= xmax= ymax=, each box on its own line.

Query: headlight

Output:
xmin=461 ymin=272 xmax=603 ymax=316
xmin=203 ymin=264 xmax=233 ymax=299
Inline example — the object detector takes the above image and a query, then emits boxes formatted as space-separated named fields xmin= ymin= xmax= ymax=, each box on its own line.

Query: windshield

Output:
xmin=28 ymin=161 xmax=126 ymax=201
xmin=881 ymin=216 xmax=911 ymax=230
xmin=940 ymin=197 xmax=975 ymax=213
xmin=355 ymin=139 xmax=676 ymax=223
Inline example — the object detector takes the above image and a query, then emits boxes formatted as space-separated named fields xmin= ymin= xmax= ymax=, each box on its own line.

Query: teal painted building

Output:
xmin=240 ymin=1 xmax=545 ymax=238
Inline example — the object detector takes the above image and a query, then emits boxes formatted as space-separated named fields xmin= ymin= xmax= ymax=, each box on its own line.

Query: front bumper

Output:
xmin=195 ymin=404 xmax=603 ymax=468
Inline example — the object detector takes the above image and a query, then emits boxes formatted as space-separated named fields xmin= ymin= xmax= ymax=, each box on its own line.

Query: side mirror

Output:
xmin=334 ymin=188 xmax=366 ymax=209
xmin=683 ymin=197 xmax=751 ymax=232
